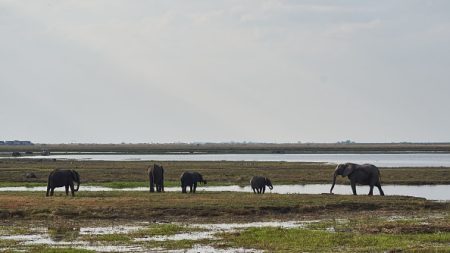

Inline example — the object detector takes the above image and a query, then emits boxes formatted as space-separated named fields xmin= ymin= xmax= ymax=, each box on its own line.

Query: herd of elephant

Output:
xmin=46 ymin=163 xmax=385 ymax=197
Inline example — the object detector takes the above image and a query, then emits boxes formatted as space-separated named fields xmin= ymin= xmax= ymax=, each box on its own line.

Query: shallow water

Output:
xmin=0 ymin=221 xmax=301 ymax=252
xmin=1 ymin=184 xmax=448 ymax=200
xmin=15 ymin=152 xmax=450 ymax=167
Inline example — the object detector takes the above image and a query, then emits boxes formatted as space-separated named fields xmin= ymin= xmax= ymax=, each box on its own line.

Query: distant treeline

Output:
xmin=1 ymin=142 xmax=450 ymax=153
xmin=0 ymin=140 xmax=33 ymax=145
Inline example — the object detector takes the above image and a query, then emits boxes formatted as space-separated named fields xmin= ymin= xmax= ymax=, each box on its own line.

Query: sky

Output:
xmin=1 ymin=0 xmax=450 ymax=144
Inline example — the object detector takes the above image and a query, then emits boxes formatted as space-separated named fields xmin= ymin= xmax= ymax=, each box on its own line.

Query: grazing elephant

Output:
xmin=330 ymin=163 xmax=384 ymax=196
xmin=180 ymin=172 xmax=207 ymax=193
xmin=148 ymin=164 xmax=164 ymax=193
xmin=250 ymin=176 xmax=273 ymax=194
xmin=46 ymin=169 xmax=80 ymax=197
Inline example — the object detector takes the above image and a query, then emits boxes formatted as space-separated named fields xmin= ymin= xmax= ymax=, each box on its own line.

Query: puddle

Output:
xmin=1 ymin=184 xmax=449 ymax=200
xmin=80 ymin=225 xmax=143 ymax=235
xmin=134 ymin=231 xmax=215 ymax=242
xmin=134 ymin=220 xmax=310 ymax=243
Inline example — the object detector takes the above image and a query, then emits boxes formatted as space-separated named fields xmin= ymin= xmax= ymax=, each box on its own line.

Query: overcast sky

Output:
xmin=1 ymin=1 xmax=450 ymax=143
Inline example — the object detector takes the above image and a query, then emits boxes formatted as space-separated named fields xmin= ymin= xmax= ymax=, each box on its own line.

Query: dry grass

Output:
xmin=0 ymin=191 xmax=447 ymax=222
xmin=1 ymin=159 xmax=449 ymax=186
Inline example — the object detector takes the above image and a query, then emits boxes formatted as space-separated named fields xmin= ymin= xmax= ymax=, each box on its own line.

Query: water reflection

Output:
xmin=0 ymin=184 xmax=448 ymax=200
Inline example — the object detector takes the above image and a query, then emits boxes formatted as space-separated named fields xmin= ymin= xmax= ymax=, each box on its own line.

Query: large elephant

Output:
xmin=330 ymin=163 xmax=384 ymax=196
xmin=180 ymin=172 xmax=207 ymax=193
xmin=46 ymin=169 xmax=80 ymax=197
xmin=250 ymin=176 xmax=273 ymax=194
xmin=148 ymin=164 xmax=164 ymax=192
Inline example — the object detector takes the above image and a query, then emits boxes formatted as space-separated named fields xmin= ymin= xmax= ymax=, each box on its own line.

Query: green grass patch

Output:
xmin=219 ymin=227 xmax=450 ymax=252
xmin=87 ymin=181 xmax=233 ymax=188
xmin=0 ymin=182 xmax=45 ymax=187
xmin=28 ymin=246 xmax=95 ymax=253
xmin=140 ymin=239 xmax=212 ymax=250
xmin=0 ymin=225 xmax=31 ymax=235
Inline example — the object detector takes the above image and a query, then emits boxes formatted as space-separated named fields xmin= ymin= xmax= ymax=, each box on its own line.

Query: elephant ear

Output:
xmin=342 ymin=164 xmax=354 ymax=177
xmin=71 ymin=170 xmax=80 ymax=182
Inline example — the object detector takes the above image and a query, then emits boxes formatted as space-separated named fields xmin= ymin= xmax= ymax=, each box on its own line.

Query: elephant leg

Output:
xmin=351 ymin=182 xmax=357 ymax=195
xmin=368 ymin=185 xmax=374 ymax=196
xmin=70 ymin=184 xmax=75 ymax=197
xmin=161 ymin=178 xmax=164 ymax=192
xmin=376 ymin=183 xmax=385 ymax=196
xmin=189 ymin=185 xmax=193 ymax=193
xmin=46 ymin=185 xmax=50 ymax=197
xmin=157 ymin=183 xmax=161 ymax=193
xmin=149 ymin=174 xmax=155 ymax=193
xmin=65 ymin=185 xmax=69 ymax=196
xmin=50 ymin=188 xmax=55 ymax=196
xmin=262 ymin=186 xmax=266 ymax=194
xmin=193 ymin=182 xmax=197 ymax=193
xmin=252 ymin=187 xmax=256 ymax=194
xmin=182 ymin=185 xmax=187 ymax=193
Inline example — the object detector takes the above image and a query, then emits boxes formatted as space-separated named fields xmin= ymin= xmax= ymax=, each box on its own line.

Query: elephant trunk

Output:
xmin=330 ymin=171 xmax=337 ymax=193
xmin=75 ymin=181 xmax=80 ymax=192
xmin=268 ymin=185 xmax=273 ymax=190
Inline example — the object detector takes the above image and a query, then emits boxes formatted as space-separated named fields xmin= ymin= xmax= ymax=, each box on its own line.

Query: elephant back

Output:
xmin=250 ymin=176 xmax=265 ymax=188
xmin=148 ymin=164 xmax=164 ymax=176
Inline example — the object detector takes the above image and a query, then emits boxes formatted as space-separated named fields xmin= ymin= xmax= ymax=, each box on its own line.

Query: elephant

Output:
xmin=148 ymin=164 xmax=164 ymax=192
xmin=250 ymin=176 xmax=273 ymax=194
xmin=12 ymin=152 xmax=21 ymax=157
xmin=46 ymin=169 xmax=80 ymax=197
xmin=180 ymin=172 xmax=207 ymax=193
xmin=330 ymin=163 xmax=384 ymax=196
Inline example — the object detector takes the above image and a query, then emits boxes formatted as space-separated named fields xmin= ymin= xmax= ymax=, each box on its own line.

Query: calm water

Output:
xmin=16 ymin=153 xmax=450 ymax=167
xmin=1 ymin=184 xmax=448 ymax=201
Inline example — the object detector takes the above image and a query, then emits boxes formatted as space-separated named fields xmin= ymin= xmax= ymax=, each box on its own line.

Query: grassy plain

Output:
xmin=0 ymin=149 xmax=449 ymax=252
xmin=1 ymin=159 xmax=450 ymax=187
xmin=0 ymin=191 xmax=447 ymax=221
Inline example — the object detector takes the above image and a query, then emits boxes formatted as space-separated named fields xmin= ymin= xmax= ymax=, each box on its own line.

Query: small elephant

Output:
xmin=330 ymin=163 xmax=384 ymax=196
xmin=180 ymin=172 xmax=207 ymax=193
xmin=148 ymin=164 xmax=164 ymax=193
xmin=12 ymin=152 xmax=21 ymax=157
xmin=250 ymin=176 xmax=273 ymax=194
xmin=46 ymin=169 xmax=80 ymax=197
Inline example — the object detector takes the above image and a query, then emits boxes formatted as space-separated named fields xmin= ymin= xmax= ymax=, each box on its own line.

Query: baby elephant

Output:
xmin=180 ymin=172 xmax=207 ymax=193
xmin=250 ymin=176 xmax=273 ymax=194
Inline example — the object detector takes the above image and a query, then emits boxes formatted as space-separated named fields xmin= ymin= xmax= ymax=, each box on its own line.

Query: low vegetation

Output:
xmin=0 ymin=191 xmax=447 ymax=222
xmin=1 ymin=159 xmax=449 ymax=186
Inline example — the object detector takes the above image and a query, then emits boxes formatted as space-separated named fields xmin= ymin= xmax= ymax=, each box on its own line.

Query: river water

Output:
xmin=0 ymin=184 xmax=448 ymax=201
xmin=16 ymin=153 xmax=450 ymax=167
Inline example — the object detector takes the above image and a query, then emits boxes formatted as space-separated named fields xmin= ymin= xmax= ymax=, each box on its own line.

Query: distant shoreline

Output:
xmin=1 ymin=142 xmax=450 ymax=154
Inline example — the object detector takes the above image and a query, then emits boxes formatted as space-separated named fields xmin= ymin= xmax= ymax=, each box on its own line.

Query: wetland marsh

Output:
xmin=0 ymin=155 xmax=449 ymax=252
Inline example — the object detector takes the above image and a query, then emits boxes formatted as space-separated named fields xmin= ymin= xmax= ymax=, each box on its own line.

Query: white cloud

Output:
xmin=1 ymin=0 xmax=449 ymax=143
